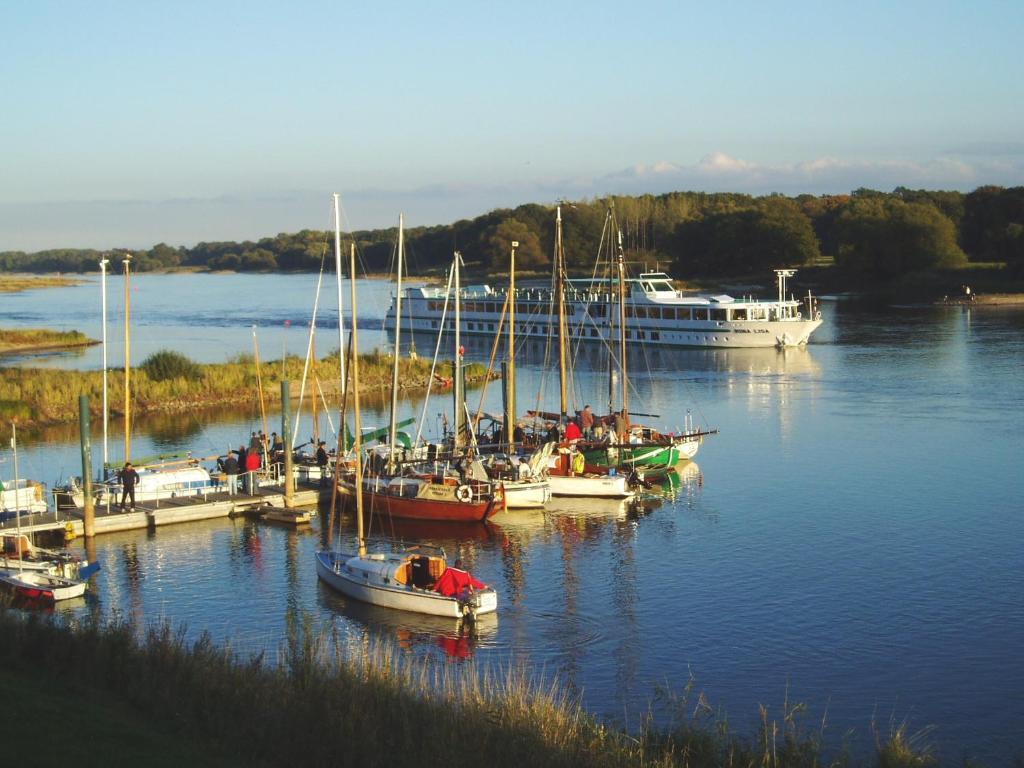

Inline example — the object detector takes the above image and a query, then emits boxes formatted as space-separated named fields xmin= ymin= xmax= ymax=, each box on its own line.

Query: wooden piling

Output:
xmin=79 ymin=395 xmax=95 ymax=538
xmin=282 ymin=380 xmax=294 ymax=507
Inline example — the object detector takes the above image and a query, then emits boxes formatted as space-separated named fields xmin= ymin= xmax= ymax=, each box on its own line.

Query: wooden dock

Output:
xmin=0 ymin=486 xmax=323 ymax=541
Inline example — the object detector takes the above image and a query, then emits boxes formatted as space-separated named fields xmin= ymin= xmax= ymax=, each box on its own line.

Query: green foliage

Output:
xmin=141 ymin=350 xmax=202 ymax=382
xmin=836 ymin=198 xmax=966 ymax=279
xmin=483 ymin=217 xmax=547 ymax=269
xmin=961 ymin=186 xmax=1024 ymax=274
xmin=671 ymin=196 xmax=821 ymax=276
xmin=4 ymin=186 xmax=1020 ymax=286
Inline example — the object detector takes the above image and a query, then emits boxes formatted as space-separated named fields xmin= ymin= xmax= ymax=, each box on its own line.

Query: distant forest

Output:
xmin=3 ymin=186 xmax=1023 ymax=286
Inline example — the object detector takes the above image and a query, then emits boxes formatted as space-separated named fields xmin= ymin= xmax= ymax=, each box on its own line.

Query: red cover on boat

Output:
xmin=434 ymin=567 xmax=486 ymax=597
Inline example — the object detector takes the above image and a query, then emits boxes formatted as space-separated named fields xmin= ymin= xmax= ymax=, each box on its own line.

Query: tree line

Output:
xmin=3 ymin=186 xmax=1022 ymax=283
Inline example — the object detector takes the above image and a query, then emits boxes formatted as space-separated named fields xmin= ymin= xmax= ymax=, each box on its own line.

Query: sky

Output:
xmin=1 ymin=0 xmax=1022 ymax=251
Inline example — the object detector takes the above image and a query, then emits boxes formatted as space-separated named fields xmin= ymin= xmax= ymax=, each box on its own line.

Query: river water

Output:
xmin=2 ymin=274 xmax=1023 ymax=764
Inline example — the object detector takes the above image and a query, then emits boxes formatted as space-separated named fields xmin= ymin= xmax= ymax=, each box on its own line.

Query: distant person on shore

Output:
xmin=222 ymin=451 xmax=239 ymax=496
xmin=118 ymin=462 xmax=139 ymax=511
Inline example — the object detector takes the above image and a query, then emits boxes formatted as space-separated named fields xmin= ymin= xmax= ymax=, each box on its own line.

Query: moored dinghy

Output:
xmin=0 ymin=569 xmax=87 ymax=602
xmin=1 ymin=422 xmax=88 ymax=602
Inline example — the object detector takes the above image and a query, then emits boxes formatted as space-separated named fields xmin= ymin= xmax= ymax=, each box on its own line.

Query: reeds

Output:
xmin=0 ymin=607 xmax=943 ymax=768
xmin=0 ymin=351 xmax=491 ymax=428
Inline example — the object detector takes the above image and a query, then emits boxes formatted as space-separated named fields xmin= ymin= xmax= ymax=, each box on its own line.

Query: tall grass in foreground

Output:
xmin=0 ymin=607 xmax=942 ymax=768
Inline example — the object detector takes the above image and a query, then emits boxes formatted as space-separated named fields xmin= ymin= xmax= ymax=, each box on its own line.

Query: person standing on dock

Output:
xmin=222 ymin=451 xmax=239 ymax=496
xmin=315 ymin=441 xmax=329 ymax=487
xmin=118 ymin=462 xmax=139 ymax=511
xmin=244 ymin=448 xmax=260 ymax=495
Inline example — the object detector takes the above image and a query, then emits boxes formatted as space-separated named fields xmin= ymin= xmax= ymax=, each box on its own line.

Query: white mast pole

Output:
xmin=387 ymin=215 xmax=404 ymax=471
xmin=100 ymin=257 xmax=109 ymax=474
xmin=453 ymin=251 xmax=462 ymax=449
xmin=123 ymin=255 xmax=132 ymax=463
xmin=333 ymin=193 xmax=346 ymax=399
xmin=11 ymin=423 xmax=23 ymax=571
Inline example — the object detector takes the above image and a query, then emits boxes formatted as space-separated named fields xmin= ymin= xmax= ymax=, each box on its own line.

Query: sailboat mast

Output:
xmin=453 ymin=251 xmax=464 ymax=449
xmin=506 ymin=241 xmax=517 ymax=453
xmin=350 ymin=241 xmax=365 ymax=557
xmin=387 ymin=215 xmax=404 ymax=470
xmin=333 ymin=193 xmax=346 ymax=400
xmin=123 ymin=255 xmax=131 ymax=463
xmin=556 ymin=207 xmax=569 ymax=424
xmin=616 ymin=229 xmax=629 ymax=436
xmin=11 ymin=423 xmax=21 ymax=569
xmin=100 ymin=257 xmax=109 ymax=474
xmin=252 ymin=326 xmax=269 ymax=460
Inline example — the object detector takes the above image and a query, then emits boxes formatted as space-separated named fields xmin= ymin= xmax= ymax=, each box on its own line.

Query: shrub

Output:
xmin=141 ymin=350 xmax=201 ymax=382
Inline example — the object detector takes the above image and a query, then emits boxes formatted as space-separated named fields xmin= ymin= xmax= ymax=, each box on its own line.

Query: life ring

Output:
xmin=455 ymin=484 xmax=473 ymax=503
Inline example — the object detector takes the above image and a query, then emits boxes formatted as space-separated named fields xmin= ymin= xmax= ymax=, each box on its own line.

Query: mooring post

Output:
xmin=79 ymin=395 xmax=95 ymax=538
xmin=282 ymin=380 xmax=294 ymax=506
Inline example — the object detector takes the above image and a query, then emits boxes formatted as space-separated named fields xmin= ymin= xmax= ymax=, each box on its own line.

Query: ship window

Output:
xmin=431 ymin=321 xmax=438 ymax=329
xmin=489 ymin=324 xmax=495 ymax=331
xmin=590 ymin=328 xmax=597 ymax=337
xmin=638 ymin=330 xmax=645 ymax=339
xmin=652 ymin=332 xmax=660 ymax=341
xmin=733 ymin=308 xmax=747 ymax=320
xmin=626 ymin=307 xmax=634 ymax=318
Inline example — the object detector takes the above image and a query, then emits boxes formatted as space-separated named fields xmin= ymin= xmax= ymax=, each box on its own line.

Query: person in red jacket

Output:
xmin=564 ymin=418 xmax=582 ymax=442
xmin=244 ymin=448 xmax=261 ymax=494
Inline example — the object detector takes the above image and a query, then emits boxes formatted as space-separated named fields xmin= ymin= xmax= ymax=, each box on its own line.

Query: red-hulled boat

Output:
xmin=354 ymin=473 xmax=504 ymax=523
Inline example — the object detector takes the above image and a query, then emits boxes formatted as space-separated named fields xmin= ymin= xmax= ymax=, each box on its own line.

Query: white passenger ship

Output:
xmin=385 ymin=269 xmax=822 ymax=349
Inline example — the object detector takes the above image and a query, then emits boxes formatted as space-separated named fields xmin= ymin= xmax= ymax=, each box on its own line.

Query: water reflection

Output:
xmin=317 ymin=582 xmax=499 ymax=661
xmin=404 ymin=329 xmax=822 ymax=378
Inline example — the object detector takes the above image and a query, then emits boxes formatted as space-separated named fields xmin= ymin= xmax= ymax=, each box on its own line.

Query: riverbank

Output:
xmin=0 ymin=275 xmax=83 ymax=293
xmin=0 ymin=351 xmax=491 ymax=428
xmin=937 ymin=292 xmax=1024 ymax=305
xmin=0 ymin=608 xmax=936 ymax=768
xmin=0 ymin=327 xmax=99 ymax=356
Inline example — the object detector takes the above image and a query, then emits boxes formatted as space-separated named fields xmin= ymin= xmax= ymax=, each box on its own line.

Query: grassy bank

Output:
xmin=0 ymin=351 xmax=490 ymax=427
xmin=0 ymin=608 xmax=942 ymax=768
xmin=0 ymin=275 xmax=83 ymax=292
xmin=0 ymin=327 xmax=98 ymax=355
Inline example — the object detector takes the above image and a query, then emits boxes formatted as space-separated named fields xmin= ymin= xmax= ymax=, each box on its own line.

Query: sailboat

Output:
xmin=579 ymin=210 xmax=716 ymax=474
xmin=466 ymin=241 xmax=550 ymax=509
xmin=0 ymin=423 xmax=87 ymax=602
xmin=539 ymin=206 xmax=634 ymax=498
xmin=346 ymin=224 xmax=504 ymax=522
xmin=316 ymin=222 xmax=498 ymax=618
